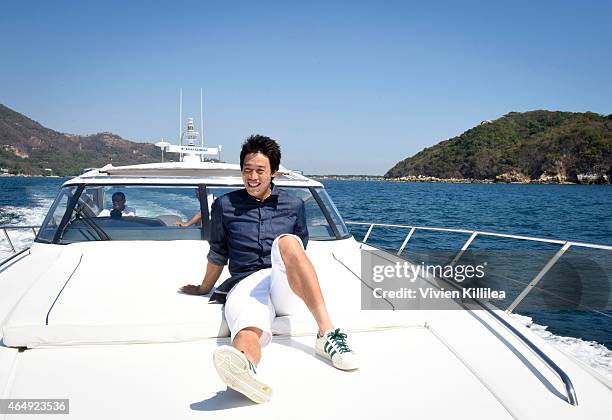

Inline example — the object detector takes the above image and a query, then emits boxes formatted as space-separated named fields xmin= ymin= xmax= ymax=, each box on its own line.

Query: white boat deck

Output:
xmin=4 ymin=328 xmax=512 ymax=420
xmin=1 ymin=238 xmax=611 ymax=419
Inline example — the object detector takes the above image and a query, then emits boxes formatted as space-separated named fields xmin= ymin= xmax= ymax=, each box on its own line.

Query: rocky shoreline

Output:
xmin=386 ymin=171 xmax=611 ymax=185
xmin=309 ymin=175 xmax=384 ymax=181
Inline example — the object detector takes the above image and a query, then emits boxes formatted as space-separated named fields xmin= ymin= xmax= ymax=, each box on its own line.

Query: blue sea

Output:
xmin=1 ymin=176 xmax=611 ymax=376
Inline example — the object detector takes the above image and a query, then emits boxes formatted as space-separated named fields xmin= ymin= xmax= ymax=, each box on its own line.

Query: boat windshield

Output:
xmin=36 ymin=184 xmax=350 ymax=244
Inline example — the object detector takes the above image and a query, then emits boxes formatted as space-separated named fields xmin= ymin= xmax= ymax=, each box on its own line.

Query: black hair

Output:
xmin=239 ymin=134 xmax=281 ymax=173
xmin=112 ymin=192 xmax=126 ymax=201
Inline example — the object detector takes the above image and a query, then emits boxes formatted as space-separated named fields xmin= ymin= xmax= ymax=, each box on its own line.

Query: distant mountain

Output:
xmin=0 ymin=104 xmax=160 ymax=176
xmin=385 ymin=111 xmax=612 ymax=184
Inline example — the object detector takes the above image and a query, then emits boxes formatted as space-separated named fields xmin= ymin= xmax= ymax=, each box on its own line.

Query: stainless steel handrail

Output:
xmin=349 ymin=221 xmax=584 ymax=406
xmin=0 ymin=225 xmax=40 ymax=255
xmin=484 ymin=305 xmax=579 ymax=405
xmin=345 ymin=220 xmax=612 ymax=314
xmin=0 ymin=247 xmax=31 ymax=269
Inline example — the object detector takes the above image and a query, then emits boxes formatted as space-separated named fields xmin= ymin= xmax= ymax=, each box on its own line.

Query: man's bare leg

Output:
xmin=233 ymin=327 xmax=263 ymax=365
xmin=278 ymin=236 xmax=334 ymax=336
xmin=213 ymin=326 xmax=271 ymax=403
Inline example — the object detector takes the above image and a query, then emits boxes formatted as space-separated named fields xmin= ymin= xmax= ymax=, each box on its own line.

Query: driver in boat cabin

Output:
xmin=179 ymin=135 xmax=359 ymax=403
xmin=97 ymin=192 xmax=136 ymax=218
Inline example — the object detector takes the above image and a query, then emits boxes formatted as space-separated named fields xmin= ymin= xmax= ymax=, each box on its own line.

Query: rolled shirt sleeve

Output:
xmin=207 ymin=197 xmax=229 ymax=266
xmin=294 ymin=200 xmax=309 ymax=249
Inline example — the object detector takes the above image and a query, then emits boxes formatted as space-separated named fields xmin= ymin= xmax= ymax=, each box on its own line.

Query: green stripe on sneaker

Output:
xmin=329 ymin=349 xmax=337 ymax=358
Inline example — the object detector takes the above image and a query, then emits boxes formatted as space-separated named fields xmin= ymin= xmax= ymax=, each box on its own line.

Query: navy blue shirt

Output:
xmin=208 ymin=183 xmax=309 ymax=303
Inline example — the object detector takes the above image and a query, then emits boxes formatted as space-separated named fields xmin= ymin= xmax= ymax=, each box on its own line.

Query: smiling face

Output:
xmin=242 ymin=152 xmax=277 ymax=201
xmin=112 ymin=195 xmax=126 ymax=211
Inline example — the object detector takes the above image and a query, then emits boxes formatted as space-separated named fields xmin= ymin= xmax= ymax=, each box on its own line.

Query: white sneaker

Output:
xmin=315 ymin=328 xmax=359 ymax=371
xmin=212 ymin=345 xmax=272 ymax=403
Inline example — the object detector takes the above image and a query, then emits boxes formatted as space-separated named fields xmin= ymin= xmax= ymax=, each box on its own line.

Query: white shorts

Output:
xmin=224 ymin=234 xmax=307 ymax=347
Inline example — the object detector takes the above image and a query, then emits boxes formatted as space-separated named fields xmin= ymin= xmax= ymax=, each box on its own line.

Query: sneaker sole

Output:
xmin=213 ymin=346 xmax=272 ymax=404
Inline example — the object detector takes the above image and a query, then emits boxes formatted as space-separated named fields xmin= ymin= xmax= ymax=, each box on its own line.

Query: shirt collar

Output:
xmin=244 ymin=182 xmax=278 ymax=203
xmin=270 ymin=182 xmax=279 ymax=196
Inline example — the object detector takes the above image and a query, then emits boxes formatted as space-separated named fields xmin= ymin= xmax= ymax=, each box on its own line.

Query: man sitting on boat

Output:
xmin=97 ymin=192 xmax=136 ymax=217
xmin=179 ymin=135 xmax=359 ymax=403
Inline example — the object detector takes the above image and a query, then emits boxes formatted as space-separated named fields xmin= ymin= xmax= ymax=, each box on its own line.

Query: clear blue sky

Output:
xmin=1 ymin=0 xmax=610 ymax=174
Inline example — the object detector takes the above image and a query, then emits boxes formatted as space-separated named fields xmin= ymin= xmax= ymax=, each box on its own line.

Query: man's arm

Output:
xmin=177 ymin=211 xmax=202 ymax=227
xmin=180 ymin=261 xmax=223 ymax=295
xmin=206 ymin=197 xmax=229 ymax=264
xmin=179 ymin=197 xmax=228 ymax=295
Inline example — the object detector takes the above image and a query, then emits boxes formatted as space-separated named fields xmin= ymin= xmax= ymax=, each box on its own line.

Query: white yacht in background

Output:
xmin=1 ymin=102 xmax=611 ymax=418
xmin=1 ymin=156 xmax=611 ymax=419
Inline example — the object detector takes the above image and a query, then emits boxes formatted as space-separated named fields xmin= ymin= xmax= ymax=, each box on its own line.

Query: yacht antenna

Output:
xmin=179 ymin=88 xmax=183 ymax=161
xmin=200 ymin=88 xmax=205 ymax=162
xmin=156 ymin=90 xmax=220 ymax=163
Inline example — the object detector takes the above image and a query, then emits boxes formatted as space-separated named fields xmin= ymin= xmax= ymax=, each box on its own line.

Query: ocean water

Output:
xmin=1 ymin=176 xmax=611 ymax=378
xmin=322 ymin=180 xmax=612 ymax=246
xmin=0 ymin=177 xmax=60 ymax=253
xmin=321 ymin=179 xmax=612 ymax=379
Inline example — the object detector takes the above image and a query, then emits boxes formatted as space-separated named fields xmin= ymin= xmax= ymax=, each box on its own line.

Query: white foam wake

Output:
xmin=0 ymin=194 xmax=54 ymax=260
xmin=511 ymin=313 xmax=612 ymax=381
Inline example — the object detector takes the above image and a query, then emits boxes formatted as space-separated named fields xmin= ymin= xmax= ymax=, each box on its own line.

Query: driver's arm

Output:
xmin=177 ymin=211 xmax=202 ymax=227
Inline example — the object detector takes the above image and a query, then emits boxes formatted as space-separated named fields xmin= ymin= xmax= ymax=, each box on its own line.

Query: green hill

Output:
xmin=0 ymin=104 xmax=161 ymax=176
xmin=385 ymin=110 xmax=612 ymax=183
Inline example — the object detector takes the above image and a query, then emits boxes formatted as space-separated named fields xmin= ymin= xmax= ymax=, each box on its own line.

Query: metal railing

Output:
xmin=1 ymin=225 xmax=39 ymax=255
xmin=3 ymin=220 xmax=612 ymax=312
xmin=484 ymin=304 xmax=579 ymax=405
xmin=346 ymin=221 xmax=597 ymax=406
xmin=345 ymin=221 xmax=612 ymax=313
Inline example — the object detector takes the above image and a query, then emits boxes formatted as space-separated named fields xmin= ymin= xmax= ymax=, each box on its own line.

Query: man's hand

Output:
xmin=179 ymin=284 xmax=210 ymax=295
xmin=179 ymin=262 xmax=223 ymax=296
